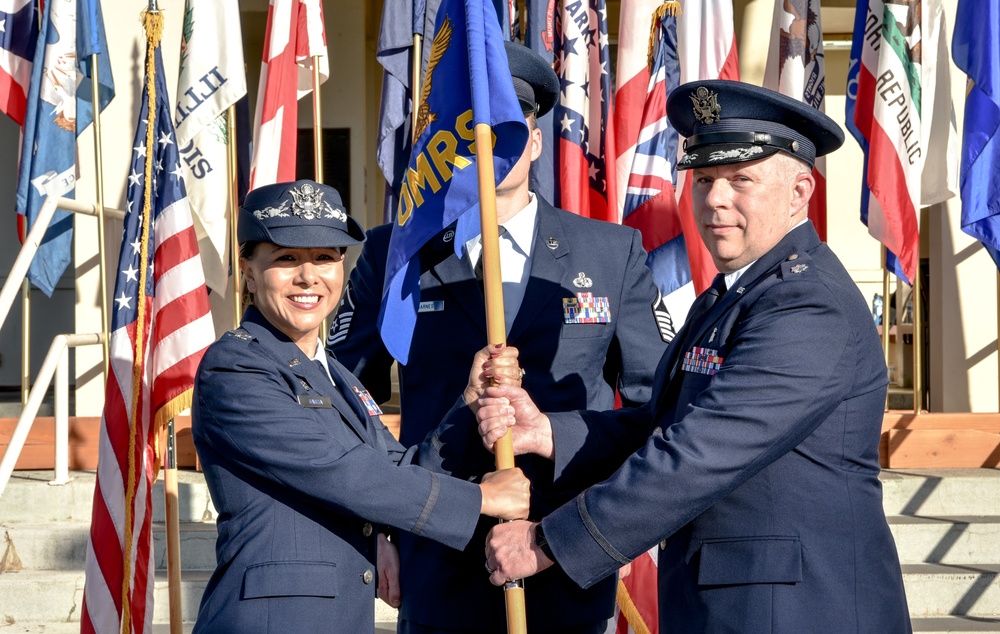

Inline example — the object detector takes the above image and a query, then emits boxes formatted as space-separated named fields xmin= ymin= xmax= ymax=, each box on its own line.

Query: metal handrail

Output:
xmin=0 ymin=196 xmax=125 ymax=331
xmin=0 ymin=195 xmax=126 ymax=498
xmin=0 ymin=332 xmax=103 ymax=497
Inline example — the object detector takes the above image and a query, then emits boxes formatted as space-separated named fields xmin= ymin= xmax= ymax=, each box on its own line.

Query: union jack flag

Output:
xmin=621 ymin=10 xmax=689 ymax=304
xmin=553 ymin=0 xmax=616 ymax=222
xmin=82 ymin=21 xmax=214 ymax=634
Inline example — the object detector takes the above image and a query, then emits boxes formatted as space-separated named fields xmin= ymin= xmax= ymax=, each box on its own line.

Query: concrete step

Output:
xmin=883 ymin=469 xmax=1000 ymax=516
xmin=902 ymin=563 xmax=1000 ymax=618
xmin=1 ymin=521 xmax=217 ymax=571
xmin=0 ymin=470 xmax=217 ymax=524
xmin=911 ymin=616 xmax=1000 ymax=632
xmin=889 ymin=515 xmax=1000 ymax=565
xmin=0 ymin=569 xmax=399 ymax=627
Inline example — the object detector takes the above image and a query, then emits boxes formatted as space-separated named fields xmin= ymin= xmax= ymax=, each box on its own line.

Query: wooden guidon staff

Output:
xmin=474 ymin=123 xmax=527 ymax=634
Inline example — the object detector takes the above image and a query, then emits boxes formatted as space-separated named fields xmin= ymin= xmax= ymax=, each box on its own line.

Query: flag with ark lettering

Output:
xmin=673 ymin=0 xmax=738 ymax=295
xmin=81 ymin=17 xmax=214 ymax=634
xmin=249 ymin=0 xmax=328 ymax=189
xmin=378 ymin=0 xmax=527 ymax=363
xmin=553 ymin=0 xmax=616 ymax=222
xmin=846 ymin=0 xmax=922 ymax=285
xmin=174 ymin=0 xmax=247 ymax=295
xmin=15 ymin=0 xmax=114 ymax=297
xmin=763 ymin=0 xmax=830 ymax=241
xmin=0 ymin=0 xmax=38 ymax=125
xmin=952 ymin=0 xmax=1000 ymax=266
xmin=621 ymin=5 xmax=686 ymax=347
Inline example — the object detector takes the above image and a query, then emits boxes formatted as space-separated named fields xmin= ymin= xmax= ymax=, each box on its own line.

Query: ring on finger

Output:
xmin=485 ymin=561 xmax=495 ymax=575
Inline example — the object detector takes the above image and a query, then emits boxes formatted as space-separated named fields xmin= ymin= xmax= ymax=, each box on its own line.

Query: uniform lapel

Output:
xmin=426 ymin=233 xmax=487 ymax=335
xmin=507 ymin=199 xmax=568 ymax=343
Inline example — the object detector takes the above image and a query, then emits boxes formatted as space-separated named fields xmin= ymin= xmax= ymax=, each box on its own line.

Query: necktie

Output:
xmin=314 ymin=359 xmax=334 ymax=386
xmin=475 ymin=227 xmax=507 ymax=290
xmin=684 ymin=273 xmax=728 ymax=335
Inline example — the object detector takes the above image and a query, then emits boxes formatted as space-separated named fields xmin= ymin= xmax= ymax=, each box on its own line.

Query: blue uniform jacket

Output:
xmin=191 ymin=307 xmax=483 ymax=634
xmin=540 ymin=223 xmax=911 ymax=633
xmin=329 ymin=196 xmax=667 ymax=631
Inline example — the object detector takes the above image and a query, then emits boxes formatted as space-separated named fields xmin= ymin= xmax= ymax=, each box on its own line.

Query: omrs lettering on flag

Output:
xmin=377 ymin=0 xmax=528 ymax=363
xmin=250 ymin=0 xmax=328 ymax=188
xmin=81 ymin=13 xmax=214 ymax=634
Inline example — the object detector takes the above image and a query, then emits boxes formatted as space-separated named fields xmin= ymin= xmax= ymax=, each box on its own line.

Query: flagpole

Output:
xmin=164 ymin=418 xmax=183 ymax=634
xmin=227 ymin=104 xmax=241 ymax=328
xmin=473 ymin=122 xmax=527 ymax=634
xmin=90 ymin=55 xmax=111 ymax=378
xmin=311 ymin=56 xmax=330 ymax=339
xmin=411 ymin=34 xmax=422 ymax=143
xmin=21 ymin=280 xmax=30 ymax=407
xmin=881 ymin=248 xmax=890 ymax=410
xmin=912 ymin=266 xmax=922 ymax=414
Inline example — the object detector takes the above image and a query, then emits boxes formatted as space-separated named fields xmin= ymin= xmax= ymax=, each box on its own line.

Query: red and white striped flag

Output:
xmin=249 ymin=0 xmax=329 ymax=189
xmin=606 ymin=548 xmax=659 ymax=634
xmin=674 ymin=0 xmax=739 ymax=294
xmin=0 ymin=0 xmax=38 ymax=126
xmin=82 ymin=18 xmax=214 ymax=634
xmin=763 ymin=0 xmax=829 ymax=241
xmin=553 ymin=0 xmax=617 ymax=222
xmin=849 ymin=0 xmax=921 ymax=284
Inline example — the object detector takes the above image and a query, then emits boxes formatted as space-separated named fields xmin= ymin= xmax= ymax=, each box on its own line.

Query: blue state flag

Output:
xmin=953 ymin=0 xmax=1000 ymax=267
xmin=15 ymin=0 xmax=114 ymax=297
xmin=378 ymin=0 xmax=528 ymax=363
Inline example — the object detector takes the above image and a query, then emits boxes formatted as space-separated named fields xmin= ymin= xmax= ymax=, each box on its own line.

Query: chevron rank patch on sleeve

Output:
xmin=652 ymin=290 xmax=676 ymax=343
xmin=327 ymin=282 xmax=356 ymax=346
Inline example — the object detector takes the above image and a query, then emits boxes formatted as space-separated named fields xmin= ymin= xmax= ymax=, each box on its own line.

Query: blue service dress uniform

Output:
xmin=191 ymin=306 xmax=485 ymax=634
xmin=536 ymin=223 xmax=911 ymax=633
xmin=329 ymin=196 xmax=668 ymax=632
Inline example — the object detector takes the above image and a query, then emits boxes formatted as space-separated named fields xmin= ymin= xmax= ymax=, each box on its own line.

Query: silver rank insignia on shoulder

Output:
xmin=546 ymin=237 xmax=559 ymax=250
xmin=572 ymin=272 xmax=593 ymax=288
xmin=227 ymin=329 xmax=252 ymax=341
xmin=791 ymin=263 xmax=809 ymax=274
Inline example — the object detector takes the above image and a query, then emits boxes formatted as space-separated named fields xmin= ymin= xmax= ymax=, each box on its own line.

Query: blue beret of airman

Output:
xmin=237 ymin=180 xmax=365 ymax=249
xmin=667 ymin=80 xmax=845 ymax=170
xmin=504 ymin=41 xmax=559 ymax=118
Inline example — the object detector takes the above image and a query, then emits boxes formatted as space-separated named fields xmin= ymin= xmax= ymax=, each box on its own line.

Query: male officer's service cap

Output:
xmin=238 ymin=180 xmax=365 ymax=248
xmin=667 ymin=80 xmax=845 ymax=170
xmin=504 ymin=41 xmax=559 ymax=118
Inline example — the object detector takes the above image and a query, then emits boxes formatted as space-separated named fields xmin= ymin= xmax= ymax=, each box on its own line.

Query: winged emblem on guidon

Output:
xmin=413 ymin=16 xmax=453 ymax=140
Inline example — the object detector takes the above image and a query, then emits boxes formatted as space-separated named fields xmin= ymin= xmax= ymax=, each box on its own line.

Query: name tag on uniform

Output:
xmin=563 ymin=292 xmax=612 ymax=324
xmin=298 ymin=395 xmax=333 ymax=408
xmin=352 ymin=386 xmax=383 ymax=416
xmin=418 ymin=300 xmax=445 ymax=313
xmin=681 ymin=347 xmax=723 ymax=376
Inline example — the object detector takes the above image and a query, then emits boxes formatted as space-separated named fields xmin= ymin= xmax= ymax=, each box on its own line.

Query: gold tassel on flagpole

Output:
xmin=647 ymin=1 xmax=682 ymax=72
xmin=120 ymin=8 xmax=164 ymax=634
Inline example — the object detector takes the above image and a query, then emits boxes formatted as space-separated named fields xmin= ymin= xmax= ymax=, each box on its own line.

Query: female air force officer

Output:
xmin=191 ymin=180 xmax=529 ymax=633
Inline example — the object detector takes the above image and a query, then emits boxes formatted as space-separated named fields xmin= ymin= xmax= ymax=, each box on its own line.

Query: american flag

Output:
xmin=0 ymin=0 xmax=38 ymax=126
xmin=763 ymin=0 xmax=829 ymax=241
xmin=553 ymin=0 xmax=616 ymax=222
xmin=82 ymin=20 xmax=214 ymax=634
xmin=621 ymin=7 xmax=688 ymax=338
xmin=249 ymin=0 xmax=329 ymax=189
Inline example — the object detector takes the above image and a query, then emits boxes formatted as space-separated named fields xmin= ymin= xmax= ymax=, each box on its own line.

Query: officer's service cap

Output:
xmin=238 ymin=180 xmax=365 ymax=249
xmin=667 ymin=80 xmax=845 ymax=170
xmin=504 ymin=41 xmax=558 ymax=118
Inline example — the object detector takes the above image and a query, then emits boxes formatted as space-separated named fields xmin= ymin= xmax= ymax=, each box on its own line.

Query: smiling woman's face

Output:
xmin=241 ymin=243 xmax=345 ymax=354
